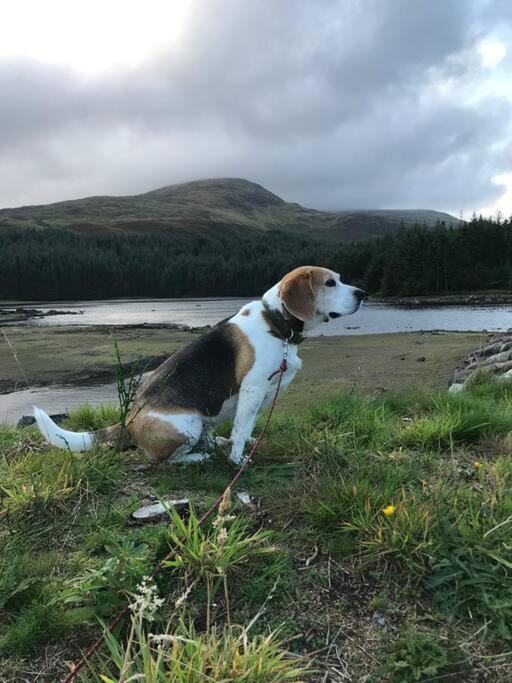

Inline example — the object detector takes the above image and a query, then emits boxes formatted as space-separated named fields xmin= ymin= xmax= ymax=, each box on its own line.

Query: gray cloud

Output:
xmin=0 ymin=0 xmax=511 ymax=213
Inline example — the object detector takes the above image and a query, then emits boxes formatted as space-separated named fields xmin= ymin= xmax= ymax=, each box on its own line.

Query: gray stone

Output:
xmin=237 ymin=491 xmax=255 ymax=508
xmin=17 ymin=415 xmax=36 ymax=428
xmin=481 ymin=350 xmax=512 ymax=366
xmin=17 ymin=412 xmax=67 ymax=428
xmin=373 ymin=612 xmax=387 ymax=628
xmin=131 ymin=498 xmax=189 ymax=522
xmin=448 ymin=383 xmax=465 ymax=393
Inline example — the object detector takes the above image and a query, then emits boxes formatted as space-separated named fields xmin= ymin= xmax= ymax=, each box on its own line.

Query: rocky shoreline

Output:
xmin=0 ymin=307 xmax=84 ymax=324
xmin=375 ymin=292 xmax=512 ymax=306
xmin=450 ymin=332 xmax=512 ymax=391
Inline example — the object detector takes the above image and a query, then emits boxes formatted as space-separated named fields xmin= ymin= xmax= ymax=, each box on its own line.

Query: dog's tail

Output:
xmin=33 ymin=406 xmax=130 ymax=452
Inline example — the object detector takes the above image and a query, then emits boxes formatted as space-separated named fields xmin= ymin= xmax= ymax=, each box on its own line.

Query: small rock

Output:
xmin=448 ymin=383 xmax=465 ymax=393
xmin=373 ymin=612 xmax=387 ymax=628
xmin=416 ymin=356 xmax=426 ymax=362
xmin=133 ymin=464 xmax=152 ymax=472
xmin=237 ymin=491 xmax=255 ymax=508
xmin=17 ymin=412 xmax=67 ymax=428
xmin=131 ymin=498 xmax=190 ymax=523
xmin=17 ymin=415 xmax=36 ymax=428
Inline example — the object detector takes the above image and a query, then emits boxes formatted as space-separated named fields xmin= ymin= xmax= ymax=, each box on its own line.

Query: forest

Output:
xmin=337 ymin=214 xmax=512 ymax=296
xmin=0 ymin=228 xmax=332 ymax=300
xmin=1 ymin=214 xmax=511 ymax=300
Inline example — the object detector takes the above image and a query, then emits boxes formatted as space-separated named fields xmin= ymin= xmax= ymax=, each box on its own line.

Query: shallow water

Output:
xmin=5 ymin=298 xmax=512 ymax=335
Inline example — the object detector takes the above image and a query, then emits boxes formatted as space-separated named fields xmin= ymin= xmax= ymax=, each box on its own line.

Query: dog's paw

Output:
xmin=214 ymin=436 xmax=230 ymax=448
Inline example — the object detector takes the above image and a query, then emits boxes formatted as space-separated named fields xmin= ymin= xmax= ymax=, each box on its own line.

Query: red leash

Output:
xmin=62 ymin=350 xmax=289 ymax=682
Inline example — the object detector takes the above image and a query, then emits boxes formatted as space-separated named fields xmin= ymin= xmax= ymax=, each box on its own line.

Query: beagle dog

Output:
xmin=34 ymin=266 xmax=366 ymax=465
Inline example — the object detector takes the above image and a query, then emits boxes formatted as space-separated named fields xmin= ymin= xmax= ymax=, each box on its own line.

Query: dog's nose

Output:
xmin=354 ymin=288 xmax=367 ymax=302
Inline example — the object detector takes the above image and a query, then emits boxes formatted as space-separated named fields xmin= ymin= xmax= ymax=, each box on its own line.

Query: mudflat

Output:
xmin=0 ymin=326 xmax=486 ymax=407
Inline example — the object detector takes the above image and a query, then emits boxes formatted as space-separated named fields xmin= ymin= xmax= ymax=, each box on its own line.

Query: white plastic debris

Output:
xmin=131 ymin=498 xmax=189 ymax=522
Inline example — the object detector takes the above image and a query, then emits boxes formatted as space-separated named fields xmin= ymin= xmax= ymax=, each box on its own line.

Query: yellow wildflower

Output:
xmin=382 ymin=505 xmax=396 ymax=517
xmin=474 ymin=461 xmax=483 ymax=469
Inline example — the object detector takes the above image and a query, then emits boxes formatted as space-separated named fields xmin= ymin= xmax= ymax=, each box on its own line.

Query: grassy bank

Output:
xmin=1 ymin=373 xmax=512 ymax=680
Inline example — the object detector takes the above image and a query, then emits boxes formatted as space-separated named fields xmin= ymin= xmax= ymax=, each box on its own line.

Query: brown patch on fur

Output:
xmin=279 ymin=266 xmax=331 ymax=321
xmin=127 ymin=407 xmax=194 ymax=463
xmin=241 ymin=309 xmax=250 ymax=316
xmin=229 ymin=324 xmax=256 ymax=386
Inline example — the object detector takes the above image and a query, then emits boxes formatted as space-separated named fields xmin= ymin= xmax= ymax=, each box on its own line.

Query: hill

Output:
xmin=0 ymin=178 xmax=460 ymax=243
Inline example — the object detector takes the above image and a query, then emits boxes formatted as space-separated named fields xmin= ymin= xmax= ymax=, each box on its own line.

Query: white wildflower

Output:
xmin=129 ymin=576 xmax=164 ymax=620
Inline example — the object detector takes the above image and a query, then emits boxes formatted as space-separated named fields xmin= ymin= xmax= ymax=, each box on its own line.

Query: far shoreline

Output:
xmin=373 ymin=291 xmax=512 ymax=306
xmin=2 ymin=290 xmax=512 ymax=315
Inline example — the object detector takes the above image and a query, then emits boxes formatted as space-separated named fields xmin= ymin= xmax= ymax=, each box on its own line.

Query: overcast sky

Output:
xmin=1 ymin=0 xmax=511 ymax=216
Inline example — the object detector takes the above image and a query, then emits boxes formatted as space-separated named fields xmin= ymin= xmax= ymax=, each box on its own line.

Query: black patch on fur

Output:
xmin=136 ymin=322 xmax=239 ymax=417
xmin=262 ymin=306 xmax=305 ymax=345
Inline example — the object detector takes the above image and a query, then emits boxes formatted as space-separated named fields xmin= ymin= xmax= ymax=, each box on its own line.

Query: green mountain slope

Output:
xmin=0 ymin=178 xmax=461 ymax=242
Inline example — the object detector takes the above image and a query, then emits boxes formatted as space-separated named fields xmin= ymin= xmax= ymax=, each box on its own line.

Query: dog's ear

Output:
xmin=280 ymin=270 xmax=316 ymax=321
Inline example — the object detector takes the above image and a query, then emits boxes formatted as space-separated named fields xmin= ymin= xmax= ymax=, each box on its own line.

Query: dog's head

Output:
xmin=278 ymin=266 xmax=366 ymax=330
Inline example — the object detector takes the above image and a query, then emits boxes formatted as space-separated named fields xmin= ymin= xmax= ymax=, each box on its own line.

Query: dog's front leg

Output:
xmin=228 ymin=385 xmax=267 ymax=466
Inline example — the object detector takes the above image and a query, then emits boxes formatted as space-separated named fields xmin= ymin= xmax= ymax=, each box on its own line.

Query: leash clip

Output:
xmin=280 ymin=339 xmax=289 ymax=373
xmin=268 ymin=336 xmax=290 ymax=381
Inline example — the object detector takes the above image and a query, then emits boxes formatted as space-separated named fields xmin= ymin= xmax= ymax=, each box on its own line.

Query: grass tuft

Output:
xmin=88 ymin=618 xmax=310 ymax=682
xmin=65 ymin=403 xmax=121 ymax=431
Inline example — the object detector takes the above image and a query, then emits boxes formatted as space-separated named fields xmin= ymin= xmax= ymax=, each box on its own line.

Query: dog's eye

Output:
xmin=325 ymin=279 xmax=336 ymax=287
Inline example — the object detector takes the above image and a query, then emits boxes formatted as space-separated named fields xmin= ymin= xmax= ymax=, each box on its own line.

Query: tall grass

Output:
xmin=65 ymin=404 xmax=121 ymax=431
xmin=87 ymin=618 xmax=310 ymax=682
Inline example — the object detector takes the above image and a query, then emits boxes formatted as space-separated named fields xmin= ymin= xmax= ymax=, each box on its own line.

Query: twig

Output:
xmin=321 ymin=626 xmax=344 ymax=682
xmin=246 ymin=577 xmax=281 ymax=632
xmin=279 ymin=633 xmax=305 ymax=647
xmin=2 ymin=328 xmax=30 ymax=387
xmin=300 ymin=544 xmax=318 ymax=569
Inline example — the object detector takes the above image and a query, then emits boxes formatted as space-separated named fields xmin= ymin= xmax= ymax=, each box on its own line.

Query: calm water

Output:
xmin=5 ymin=297 xmax=512 ymax=335
xmin=1 ymin=298 xmax=512 ymax=424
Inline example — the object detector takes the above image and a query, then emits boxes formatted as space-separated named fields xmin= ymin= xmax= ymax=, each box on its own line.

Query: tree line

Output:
xmin=1 ymin=214 xmax=511 ymax=301
xmin=0 ymin=227 xmax=333 ymax=300
xmin=335 ymin=214 xmax=512 ymax=296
